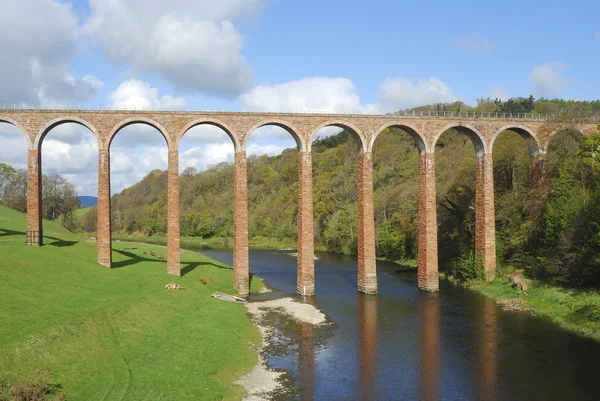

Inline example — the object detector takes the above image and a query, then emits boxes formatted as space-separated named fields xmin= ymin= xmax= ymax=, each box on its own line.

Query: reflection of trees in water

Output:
xmin=418 ymin=293 xmax=440 ymax=401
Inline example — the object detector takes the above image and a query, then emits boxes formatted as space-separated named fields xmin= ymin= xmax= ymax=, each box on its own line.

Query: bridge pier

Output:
xmin=233 ymin=151 xmax=250 ymax=296
xmin=297 ymin=151 xmax=315 ymax=296
xmin=26 ymin=149 xmax=43 ymax=246
xmin=167 ymin=149 xmax=181 ymax=276
xmin=97 ymin=149 xmax=112 ymax=267
xmin=357 ymin=152 xmax=377 ymax=294
xmin=475 ymin=152 xmax=496 ymax=280
xmin=418 ymin=151 xmax=439 ymax=292
xmin=530 ymin=152 xmax=546 ymax=188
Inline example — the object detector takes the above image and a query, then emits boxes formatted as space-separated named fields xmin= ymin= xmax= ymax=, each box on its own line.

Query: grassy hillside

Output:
xmin=73 ymin=207 xmax=90 ymax=218
xmin=0 ymin=205 xmax=262 ymax=400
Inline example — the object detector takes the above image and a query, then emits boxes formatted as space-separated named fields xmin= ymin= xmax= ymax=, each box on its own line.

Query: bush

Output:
xmin=451 ymin=251 xmax=485 ymax=282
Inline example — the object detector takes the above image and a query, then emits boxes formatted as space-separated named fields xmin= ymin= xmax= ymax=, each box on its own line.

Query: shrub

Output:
xmin=451 ymin=251 xmax=485 ymax=282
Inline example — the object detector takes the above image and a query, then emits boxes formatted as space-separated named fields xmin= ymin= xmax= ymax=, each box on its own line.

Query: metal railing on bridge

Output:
xmin=2 ymin=103 xmax=599 ymax=122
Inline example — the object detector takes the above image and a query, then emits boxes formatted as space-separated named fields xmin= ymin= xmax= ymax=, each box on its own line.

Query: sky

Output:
xmin=0 ymin=0 xmax=598 ymax=195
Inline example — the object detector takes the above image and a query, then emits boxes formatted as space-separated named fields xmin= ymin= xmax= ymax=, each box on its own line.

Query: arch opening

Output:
xmin=40 ymin=122 xmax=99 ymax=236
xmin=433 ymin=125 xmax=486 ymax=156
xmin=371 ymin=126 xmax=421 ymax=263
xmin=35 ymin=118 xmax=100 ymax=150
xmin=310 ymin=125 xmax=362 ymax=259
xmin=108 ymin=119 xmax=170 ymax=150
xmin=491 ymin=126 xmax=540 ymax=157
xmin=491 ymin=130 xmax=535 ymax=191
xmin=310 ymin=122 xmax=366 ymax=154
xmin=178 ymin=124 xmax=237 ymax=268
xmin=434 ymin=128 xmax=481 ymax=268
xmin=109 ymin=123 xmax=169 ymax=254
xmin=245 ymin=124 xmax=300 ymax=247
xmin=0 ymin=122 xmax=29 ymax=225
xmin=372 ymin=123 xmax=426 ymax=154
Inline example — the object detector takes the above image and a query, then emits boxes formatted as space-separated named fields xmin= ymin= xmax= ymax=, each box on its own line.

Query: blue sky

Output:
xmin=0 ymin=0 xmax=598 ymax=195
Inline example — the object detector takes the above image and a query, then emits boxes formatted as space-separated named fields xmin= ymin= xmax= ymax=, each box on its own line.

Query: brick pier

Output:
xmin=4 ymin=109 xmax=595 ymax=295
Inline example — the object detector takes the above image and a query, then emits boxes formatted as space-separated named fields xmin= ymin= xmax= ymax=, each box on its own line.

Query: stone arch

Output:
xmin=244 ymin=119 xmax=305 ymax=152
xmin=177 ymin=118 xmax=240 ymax=151
xmin=370 ymin=122 xmax=426 ymax=153
xmin=309 ymin=120 xmax=366 ymax=153
xmin=490 ymin=125 xmax=541 ymax=156
xmin=34 ymin=116 xmax=100 ymax=150
xmin=432 ymin=123 xmax=487 ymax=155
xmin=0 ymin=116 xmax=32 ymax=148
xmin=107 ymin=117 xmax=172 ymax=149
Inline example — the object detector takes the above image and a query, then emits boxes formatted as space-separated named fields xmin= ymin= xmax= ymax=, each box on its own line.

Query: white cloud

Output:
xmin=0 ymin=124 xmax=29 ymax=171
xmin=453 ymin=32 xmax=498 ymax=53
xmin=110 ymin=144 xmax=168 ymax=195
xmin=0 ymin=0 xmax=102 ymax=105
xmin=247 ymin=143 xmax=286 ymax=157
xmin=86 ymin=0 xmax=266 ymax=97
xmin=109 ymin=79 xmax=186 ymax=109
xmin=240 ymin=77 xmax=380 ymax=114
xmin=378 ymin=77 xmax=458 ymax=110
xmin=530 ymin=62 xmax=568 ymax=98
xmin=180 ymin=143 xmax=235 ymax=172
xmin=490 ymin=86 xmax=510 ymax=101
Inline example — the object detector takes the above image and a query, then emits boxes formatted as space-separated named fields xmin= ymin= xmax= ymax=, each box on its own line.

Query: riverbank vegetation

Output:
xmin=0 ymin=205 xmax=263 ymax=400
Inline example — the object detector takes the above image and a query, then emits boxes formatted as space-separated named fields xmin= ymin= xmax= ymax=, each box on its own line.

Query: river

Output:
xmin=195 ymin=247 xmax=600 ymax=401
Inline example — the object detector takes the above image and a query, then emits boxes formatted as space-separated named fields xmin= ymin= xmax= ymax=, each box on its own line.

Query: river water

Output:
xmin=196 ymin=247 xmax=600 ymax=401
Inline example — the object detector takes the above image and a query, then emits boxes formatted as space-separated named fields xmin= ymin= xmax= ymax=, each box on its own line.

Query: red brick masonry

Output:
xmin=7 ymin=110 xmax=595 ymax=295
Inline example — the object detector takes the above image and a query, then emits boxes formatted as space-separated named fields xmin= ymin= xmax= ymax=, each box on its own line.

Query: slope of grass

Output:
xmin=469 ymin=277 xmax=600 ymax=341
xmin=72 ymin=207 xmax=90 ymax=218
xmin=0 ymin=205 xmax=262 ymax=400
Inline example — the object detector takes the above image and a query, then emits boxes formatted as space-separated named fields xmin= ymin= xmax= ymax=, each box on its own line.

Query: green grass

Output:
xmin=469 ymin=277 xmax=600 ymax=341
xmin=0 ymin=205 xmax=263 ymax=400
xmin=72 ymin=207 xmax=90 ymax=218
xmin=113 ymin=234 xmax=298 ymax=251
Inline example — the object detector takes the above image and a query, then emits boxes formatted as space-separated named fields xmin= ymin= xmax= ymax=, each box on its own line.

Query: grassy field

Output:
xmin=0 ymin=205 xmax=263 ymax=400
xmin=469 ymin=277 xmax=600 ymax=341
xmin=72 ymin=207 xmax=90 ymax=218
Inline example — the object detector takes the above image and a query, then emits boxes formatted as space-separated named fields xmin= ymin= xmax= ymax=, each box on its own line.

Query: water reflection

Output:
xmin=357 ymin=294 xmax=378 ymax=399
xmin=418 ymin=292 xmax=440 ymax=401
xmin=298 ymin=297 xmax=316 ymax=401
xmin=194 ymin=248 xmax=600 ymax=401
xmin=477 ymin=296 xmax=498 ymax=401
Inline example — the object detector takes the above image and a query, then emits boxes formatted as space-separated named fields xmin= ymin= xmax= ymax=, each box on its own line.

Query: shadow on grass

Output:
xmin=47 ymin=238 xmax=78 ymax=247
xmin=0 ymin=228 xmax=26 ymax=237
xmin=112 ymin=249 xmax=166 ymax=269
xmin=181 ymin=261 xmax=232 ymax=276
xmin=0 ymin=228 xmax=78 ymax=248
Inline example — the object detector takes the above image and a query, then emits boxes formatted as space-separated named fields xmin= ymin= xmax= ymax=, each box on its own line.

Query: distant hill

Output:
xmin=79 ymin=196 xmax=98 ymax=208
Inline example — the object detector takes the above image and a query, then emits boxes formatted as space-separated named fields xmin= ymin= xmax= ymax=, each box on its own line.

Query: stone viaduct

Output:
xmin=1 ymin=109 xmax=597 ymax=296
